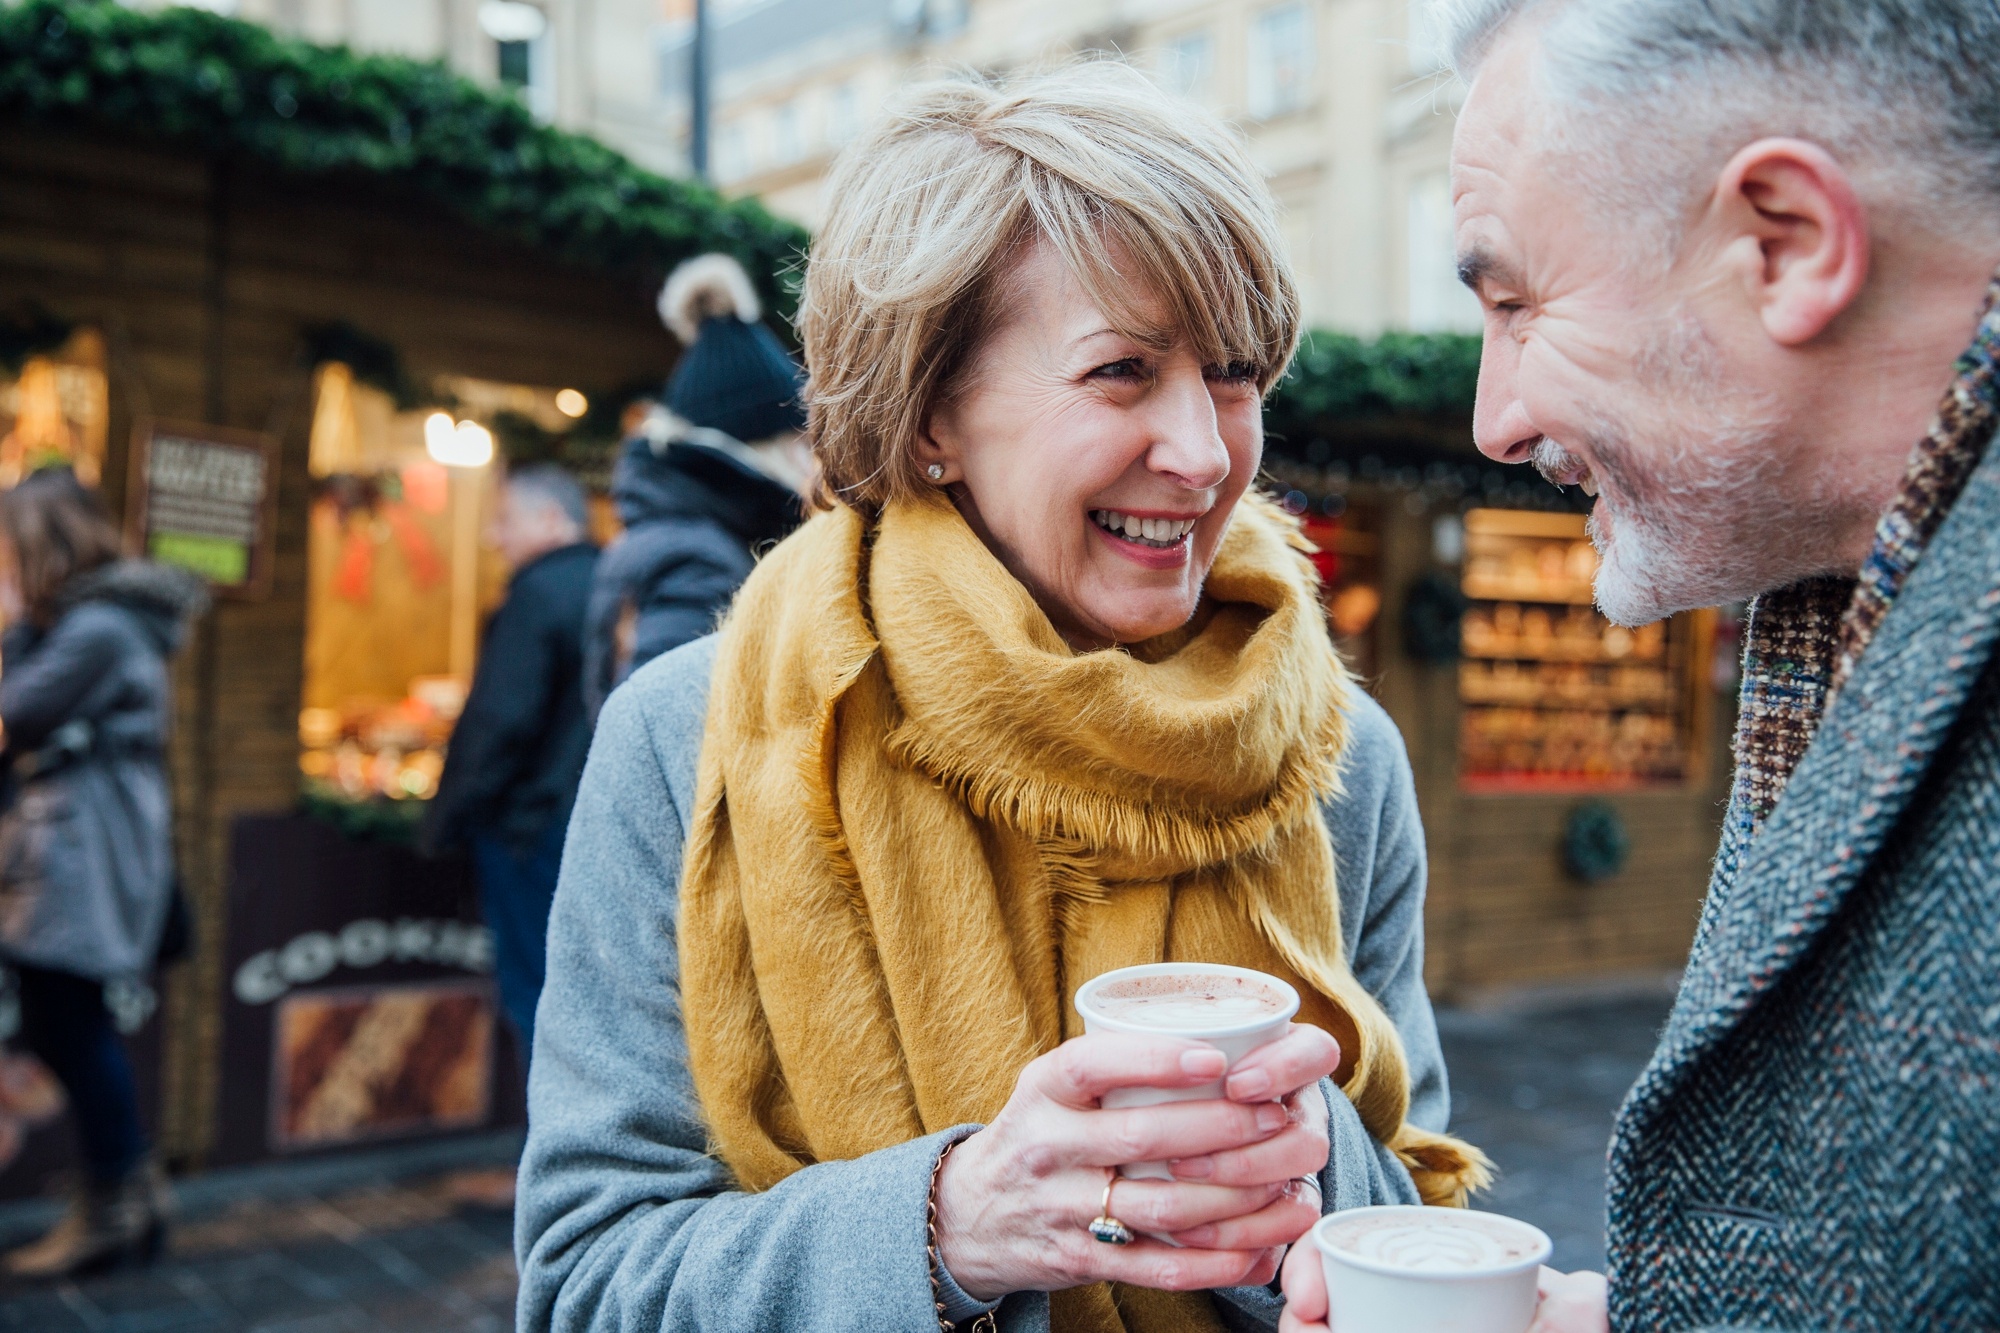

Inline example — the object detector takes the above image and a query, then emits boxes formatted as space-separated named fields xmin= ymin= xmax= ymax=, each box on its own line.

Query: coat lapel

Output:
xmin=1625 ymin=428 xmax=2000 ymax=1117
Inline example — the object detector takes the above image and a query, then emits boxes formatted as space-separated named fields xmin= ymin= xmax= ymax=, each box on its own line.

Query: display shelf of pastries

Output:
xmin=1459 ymin=660 xmax=1676 ymax=710
xmin=1461 ymin=604 xmax=1667 ymax=663
xmin=1461 ymin=515 xmax=1600 ymax=605
xmin=1457 ymin=508 xmax=1696 ymax=791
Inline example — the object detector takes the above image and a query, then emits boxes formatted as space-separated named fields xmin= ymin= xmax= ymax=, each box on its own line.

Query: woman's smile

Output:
xmin=1089 ymin=508 xmax=1203 ymax=568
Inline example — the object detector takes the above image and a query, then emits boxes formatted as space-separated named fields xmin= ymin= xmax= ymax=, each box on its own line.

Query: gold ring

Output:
xmin=1088 ymin=1169 xmax=1135 ymax=1245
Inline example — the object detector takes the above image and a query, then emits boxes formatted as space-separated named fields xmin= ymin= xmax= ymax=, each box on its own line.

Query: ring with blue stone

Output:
xmin=1089 ymin=1171 xmax=1134 ymax=1245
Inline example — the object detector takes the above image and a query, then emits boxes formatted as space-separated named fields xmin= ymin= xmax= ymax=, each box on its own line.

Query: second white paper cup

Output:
xmin=1074 ymin=962 xmax=1300 ymax=1180
xmin=1311 ymin=1205 xmax=1552 ymax=1333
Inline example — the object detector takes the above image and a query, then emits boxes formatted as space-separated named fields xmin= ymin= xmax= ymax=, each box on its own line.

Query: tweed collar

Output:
xmin=1720 ymin=268 xmax=2000 ymax=866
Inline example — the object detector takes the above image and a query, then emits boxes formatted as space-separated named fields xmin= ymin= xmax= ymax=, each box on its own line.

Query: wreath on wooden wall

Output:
xmin=1562 ymin=800 xmax=1631 ymax=884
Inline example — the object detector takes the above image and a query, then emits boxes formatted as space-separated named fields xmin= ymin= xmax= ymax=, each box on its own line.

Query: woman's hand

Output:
xmin=1279 ymin=1245 xmax=1610 ymax=1333
xmin=934 ymin=1026 xmax=1340 ymax=1303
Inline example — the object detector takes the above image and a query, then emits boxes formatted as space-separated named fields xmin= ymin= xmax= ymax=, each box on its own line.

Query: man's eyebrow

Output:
xmin=1456 ymin=247 xmax=1521 ymax=293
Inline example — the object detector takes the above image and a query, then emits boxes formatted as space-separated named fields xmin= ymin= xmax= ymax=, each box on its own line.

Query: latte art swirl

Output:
xmin=1324 ymin=1215 xmax=1537 ymax=1273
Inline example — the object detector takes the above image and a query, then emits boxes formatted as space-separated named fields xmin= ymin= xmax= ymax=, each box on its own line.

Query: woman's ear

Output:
xmin=914 ymin=402 xmax=962 ymax=485
xmin=1707 ymin=137 xmax=1871 ymax=346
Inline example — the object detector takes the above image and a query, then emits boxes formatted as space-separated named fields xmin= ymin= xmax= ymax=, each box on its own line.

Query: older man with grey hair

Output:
xmin=1275 ymin=2 xmax=2000 ymax=1332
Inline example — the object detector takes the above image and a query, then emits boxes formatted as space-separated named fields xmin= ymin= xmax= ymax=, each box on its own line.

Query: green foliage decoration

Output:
xmin=1266 ymin=330 xmax=1483 ymax=436
xmin=0 ymin=0 xmax=810 ymax=318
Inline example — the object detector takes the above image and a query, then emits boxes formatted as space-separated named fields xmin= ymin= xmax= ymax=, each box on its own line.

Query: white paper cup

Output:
xmin=1311 ymin=1205 xmax=1552 ymax=1333
xmin=1074 ymin=962 xmax=1300 ymax=1180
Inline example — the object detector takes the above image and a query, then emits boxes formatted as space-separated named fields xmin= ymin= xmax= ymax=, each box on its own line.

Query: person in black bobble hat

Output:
xmin=582 ymin=253 xmax=808 ymax=714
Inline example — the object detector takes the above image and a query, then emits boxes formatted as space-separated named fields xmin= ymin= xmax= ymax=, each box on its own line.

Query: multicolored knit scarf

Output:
xmin=1717 ymin=269 xmax=2000 ymax=880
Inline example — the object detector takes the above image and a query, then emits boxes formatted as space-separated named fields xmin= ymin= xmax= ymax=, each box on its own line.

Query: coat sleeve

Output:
xmin=428 ymin=585 xmax=559 ymax=851
xmin=0 ymin=610 xmax=127 ymax=750
xmin=515 ymin=668 xmax=973 ymax=1333
xmin=1332 ymin=694 xmax=1451 ymax=1135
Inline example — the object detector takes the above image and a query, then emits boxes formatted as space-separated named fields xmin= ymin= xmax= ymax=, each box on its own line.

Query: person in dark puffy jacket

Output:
xmin=582 ymin=253 xmax=806 ymax=715
xmin=0 ymin=468 xmax=206 ymax=1278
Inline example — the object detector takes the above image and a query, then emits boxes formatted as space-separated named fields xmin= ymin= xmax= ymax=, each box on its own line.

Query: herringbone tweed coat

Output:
xmin=1605 ymin=430 xmax=2000 ymax=1330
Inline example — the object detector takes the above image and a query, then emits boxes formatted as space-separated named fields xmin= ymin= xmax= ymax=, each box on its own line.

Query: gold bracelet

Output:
xmin=926 ymin=1139 xmax=998 ymax=1333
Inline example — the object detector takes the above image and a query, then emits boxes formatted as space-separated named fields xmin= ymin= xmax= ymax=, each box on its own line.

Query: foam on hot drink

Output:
xmin=1321 ymin=1211 xmax=1540 ymax=1274
xmin=1091 ymin=973 xmax=1288 ymax=1031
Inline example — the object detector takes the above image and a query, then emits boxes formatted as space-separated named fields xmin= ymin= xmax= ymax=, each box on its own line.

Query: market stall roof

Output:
xmin=0 ymin=0 xmax=809 ymax=315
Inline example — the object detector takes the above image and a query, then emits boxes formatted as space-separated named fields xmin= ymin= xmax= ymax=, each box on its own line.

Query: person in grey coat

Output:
xmin=520 ymin=643 xmax=1448 ymax=1332
xmin=0 ymin=468 xmax=205 ymax=1279
xmin=1315 ymin=3 xmax=2000 ymax=1330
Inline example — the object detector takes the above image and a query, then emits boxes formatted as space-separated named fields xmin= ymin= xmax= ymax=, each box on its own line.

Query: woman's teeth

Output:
xmin=1090 ymin=510 xmax=1197 ymax=548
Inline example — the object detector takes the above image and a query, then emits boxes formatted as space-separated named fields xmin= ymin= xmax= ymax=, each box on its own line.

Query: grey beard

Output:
xmin=1530 ymin=425 xmax=1807 ymax=627
xmin=1518 ymin=303 xmax=1844 ymax=625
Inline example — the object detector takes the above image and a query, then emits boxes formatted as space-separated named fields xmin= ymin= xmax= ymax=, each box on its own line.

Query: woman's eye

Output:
xmin=1090 ymin=358 xmax=1146 ymax=380
xmin=1206 ymin=361 xmax=1262 ymax=384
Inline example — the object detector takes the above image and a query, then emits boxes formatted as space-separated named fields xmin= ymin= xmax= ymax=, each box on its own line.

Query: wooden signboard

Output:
xmin=125 ymin=419 xmax=280 ymax=600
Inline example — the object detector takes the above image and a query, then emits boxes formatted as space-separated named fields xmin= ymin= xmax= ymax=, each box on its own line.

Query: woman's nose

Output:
xmin=1145 ymin=371 xmax=1231 ymax=491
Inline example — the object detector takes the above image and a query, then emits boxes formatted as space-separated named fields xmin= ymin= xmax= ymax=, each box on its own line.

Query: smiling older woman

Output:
xmin=516 ymin=66 xmax=1488 ymax=1333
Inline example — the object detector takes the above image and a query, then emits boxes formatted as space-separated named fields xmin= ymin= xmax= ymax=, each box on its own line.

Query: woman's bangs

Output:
xmin=1056 ymin=205 xmax=1288 ymax=382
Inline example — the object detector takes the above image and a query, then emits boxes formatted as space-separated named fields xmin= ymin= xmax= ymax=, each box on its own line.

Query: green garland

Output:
xmin=0 ymin=0 xmax=809 ymax=316
xmin=1265 ymin=330 xmax=1481 ymax=439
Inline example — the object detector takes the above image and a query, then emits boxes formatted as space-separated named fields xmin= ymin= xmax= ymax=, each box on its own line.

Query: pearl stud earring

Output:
xmin=926 ymin=463 xmax=946 ymax=482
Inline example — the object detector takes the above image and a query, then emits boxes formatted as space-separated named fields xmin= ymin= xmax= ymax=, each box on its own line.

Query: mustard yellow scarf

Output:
xmin=680 ymin=494 xmax=1489 ymax=1332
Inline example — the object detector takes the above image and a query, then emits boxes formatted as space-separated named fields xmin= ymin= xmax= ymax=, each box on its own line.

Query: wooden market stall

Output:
xmin=1265 ymin=341 xmax=1736 ymax=1003
xmin=0 ymin=0 xmax=805 ymax=1175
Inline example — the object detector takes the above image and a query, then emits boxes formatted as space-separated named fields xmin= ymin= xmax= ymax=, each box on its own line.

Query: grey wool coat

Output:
xmin=0 ymin=560 xmax=205 ymax=981
xmin=1606 ymin=427 xmax=2000 ymax=1329
xmin=517 ymin=635 xmax=1450 ymax=1332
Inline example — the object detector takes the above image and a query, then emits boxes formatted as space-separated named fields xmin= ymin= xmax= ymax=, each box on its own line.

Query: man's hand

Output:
xmin=1527 ymin=1268 xmax=1608 ymax=1333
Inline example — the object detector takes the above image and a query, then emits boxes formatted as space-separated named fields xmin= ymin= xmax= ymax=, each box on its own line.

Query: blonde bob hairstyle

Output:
xmin=798 ymin=62 xmax=1302 ymax=511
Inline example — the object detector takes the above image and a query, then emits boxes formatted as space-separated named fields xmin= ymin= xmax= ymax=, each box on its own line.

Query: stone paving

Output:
xmin=1437 ymin=985 xmax=1677 ymax=1273
xmin=0 ymin=988 xmax=1674 ymax=1330
xmin=0 ymin=1135 xmax=521 ymax=1333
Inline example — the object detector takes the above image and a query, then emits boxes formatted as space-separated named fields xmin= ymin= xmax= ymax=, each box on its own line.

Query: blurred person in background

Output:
xmin=425 ymin=464 xmax=597 ymax=1062
xmin=0 ymin=468 xmax=205 ymax=1278
xmin=581 ymin=252 xmax=806 ymax=714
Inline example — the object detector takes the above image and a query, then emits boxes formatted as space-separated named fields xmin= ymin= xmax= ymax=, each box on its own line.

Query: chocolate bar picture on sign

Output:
xmin=271 ymin=979 xmax=493 ymax=1151
xmin=126 ymin=420 xmax=280 ymax=600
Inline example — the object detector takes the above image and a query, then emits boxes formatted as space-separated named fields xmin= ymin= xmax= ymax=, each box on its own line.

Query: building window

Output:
xmin=773 ymin=100 xmax=803 ymax=165
xmin=828 ymin=82 xmax=862 ymax=145
xmin=716 ymin=122 xmax=749 ymax=183
xmin=1160 ymin=29 xmax=1215 ymax=101
xmin=1406 ymin=171 xmax=1482 ymax=332
xmin=1247 ymin=3 xmax=1314 ymax=119
xmin=1406 ymin=0 xmax=1444 ymax=72
xmin=480 ymin=2 xmax=554 ymax=121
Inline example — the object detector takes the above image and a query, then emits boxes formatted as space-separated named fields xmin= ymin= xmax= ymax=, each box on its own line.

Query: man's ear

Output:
xmin=1709 ymin=138 xmax=1871 ymax=346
